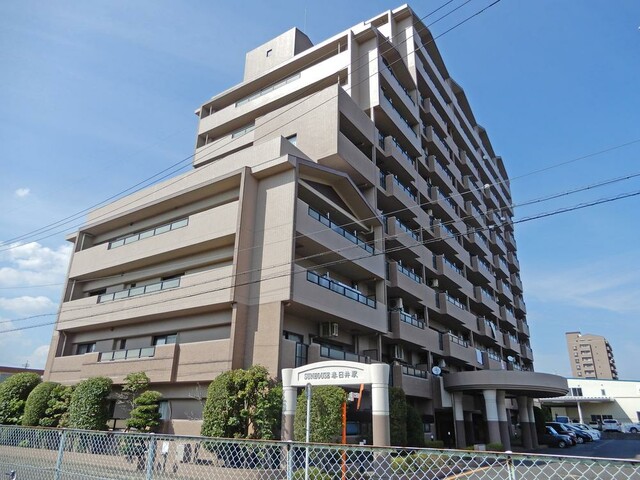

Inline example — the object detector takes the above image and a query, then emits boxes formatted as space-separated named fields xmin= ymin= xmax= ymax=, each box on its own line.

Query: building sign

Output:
xmin=290 ymin=360 xmax=372 ymax=386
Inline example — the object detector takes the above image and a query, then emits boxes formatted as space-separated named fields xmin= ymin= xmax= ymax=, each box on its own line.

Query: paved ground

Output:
xmin=522 ymin=438 xmax=640 ymax=460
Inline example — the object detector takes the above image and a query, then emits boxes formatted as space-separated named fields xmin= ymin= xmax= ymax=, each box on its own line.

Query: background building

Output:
xmin=0 ymin=366 xmax=44 ymax=383
xmin=44 ymin=5 xmax=566 ymax=444
xmin=566 ymin=331 xmax=618 ymax=380
xmin=542 ymin=378 xmax=639 ymax=426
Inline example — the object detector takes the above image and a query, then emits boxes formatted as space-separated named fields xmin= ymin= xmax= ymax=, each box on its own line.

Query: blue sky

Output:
xmin=1 ymin=1 xmax=639 ymax=378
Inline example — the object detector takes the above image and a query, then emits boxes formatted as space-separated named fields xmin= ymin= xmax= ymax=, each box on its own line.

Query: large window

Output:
xmin=153 ymin=334 xmax=177 ymax=346
xmin=76 ymin=343 xmax=96 ymax=355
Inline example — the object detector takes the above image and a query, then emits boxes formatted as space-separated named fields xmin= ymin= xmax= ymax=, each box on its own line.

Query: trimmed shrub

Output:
xmin=68 ymin=377 xmax=112 ymax=430
xmin=40 ymin=384 xmax=73 ymax=427
xmin=126 ymin=390 xmax=162 ymax=431
xmin=294 ymin=385 xmax=346 ymax=443
xmin=201 ymin=365 xmax=281 ymax=439
xmin=292 ymin=467 xmax=332 ymax=480
xmin=389 ymin=387 xmax=408 ymax=447
xmin=22 ymin=381 xmax=58 ymax=426
xmin=0 ymin=372 xmax=41 ymax=424
xmin=424 ymin=440 xmax=445 ymax=449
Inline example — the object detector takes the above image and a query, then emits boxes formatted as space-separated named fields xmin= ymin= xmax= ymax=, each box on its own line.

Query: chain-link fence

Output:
xmin=1 ymin=425 xmax=639 ymax=479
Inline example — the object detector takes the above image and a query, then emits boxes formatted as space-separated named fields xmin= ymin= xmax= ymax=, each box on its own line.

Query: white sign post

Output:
xmin=281 ymin=361 xmax=390 ymax=446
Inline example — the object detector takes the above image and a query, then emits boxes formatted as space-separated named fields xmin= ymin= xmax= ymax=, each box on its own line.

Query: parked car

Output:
xmin=563 ymin=424 xmax=593 ymax=443
xmin=546 ymin=422 xmax=578 ymax=445
xmin=572 ymin=423 xmax=601 ymax=440
xmin=601 ymin=419 xmax=622 ymax=432
xmin=540 ymin=426 xmax=574 ymax=448
xmin=622 ymin=422 xmax=640 ymax=433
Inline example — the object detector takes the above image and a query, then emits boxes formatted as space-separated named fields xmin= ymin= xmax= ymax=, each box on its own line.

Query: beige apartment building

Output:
xmin=566 ymin=331 xmax=618 ymax=380
xmin=44 ymin=6 xmax=566 ymax=447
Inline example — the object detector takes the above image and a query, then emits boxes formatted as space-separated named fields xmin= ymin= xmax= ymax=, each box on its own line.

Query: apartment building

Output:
xmin=566 ymin=331 xmax=619 ymax=380
xmin=44 ymin=6 xmax=566 ymax=446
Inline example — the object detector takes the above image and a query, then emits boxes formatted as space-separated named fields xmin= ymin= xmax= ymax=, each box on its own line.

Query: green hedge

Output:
xmin=68 ymin=377 xmax=112 ymax=430
xmin=126 ymin=390 xmax=162 ymax=431
xmin=0 ymin=372 xmax=41 ymax=424
xmin=293 ymin=385 xmax=346 ymax=443
xmin=22 ymin=381 xmax=58 ymax=426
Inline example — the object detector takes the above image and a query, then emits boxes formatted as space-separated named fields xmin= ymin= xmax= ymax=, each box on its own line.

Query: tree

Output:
xmin=40 ymin=384 xmax=74 ymax=427
xmin=0 ymin=372 xmax=41 ymax=425
xmin=119 ymin=372 xmax=150 ymax=411
xmin=126 ymin=390 xmax=162 ymax=431
xmin=294 ymin=386 xmax=346 ymax=443
xmin=389 ymin=387 xmax=408 ymax=447
xmin=406 ymin=404 xmax=425 ymax=447
xmin=201 ymin=366 xmax=282 ymax=439
xmin=22 ymin=381 xmax=58 ymax=426
xmin=68 ymin=377 xmax=113 ymax=430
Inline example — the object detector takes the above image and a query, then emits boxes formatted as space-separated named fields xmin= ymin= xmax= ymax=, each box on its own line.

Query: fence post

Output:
xmin=146 ymin=433 xmax=157 ymax=480
xmin=506 ymin=453 xmax=517 ymax=480
xmin=286 ymin=441 xmax=293 ymax=480
xmin=54 ymin=429 xmax=67 ymax=480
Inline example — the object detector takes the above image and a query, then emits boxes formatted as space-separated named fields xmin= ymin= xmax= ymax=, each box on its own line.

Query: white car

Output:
xmin=572 ymin=423 xmax=601 ymax=440
xmin=622 ymin=423 xmax=640 ymax=433
xmin=601 ymin=419 xmax=622 ymax=432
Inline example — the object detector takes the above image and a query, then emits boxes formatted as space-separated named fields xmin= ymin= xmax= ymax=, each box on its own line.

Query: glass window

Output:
xmin=76 ymin=343 xmax=96 ymax=355
xmin=154 ymin=334 xmax=177 ymax=346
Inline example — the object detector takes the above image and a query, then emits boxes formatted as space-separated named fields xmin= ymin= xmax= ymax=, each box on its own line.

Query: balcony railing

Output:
xmin=381 ymin=90 xmax=416 ymax=136
xmin=392 ymin=176 xmax=417 ymax=202
xmin=437 ymin=187 xmax=457 ymax=212
xmin=308 ymin=207 xmax=374 ymax=254
xmin=395 ymin=218 xmax=420 ymax=241
xmin=487 ymin=350 xmax=501 ymax=361
xmin=98 ymin=347 xmax=155 ymax=362
xmin=445 ymin=292 xmax=467 ymax=311
xmin=108 ymin=218 xmax=188 ymax=249
xmin=441 ymin=223 xmax=462 ymax=245
xmin=379 ymin=171 xmax=388 ymax=188
xmin=320 ymin=345 xmax=371 ymax=364
xmin=307 ymin=271 xmax=376 ymax=308
xmin=480 ymin=287 xmax=495 ymax=302
xmin=435 ymin=159 xmax=455 ymax=184
xmin=382 ymin=58 xmax=415 ymax=105
xmin=392 ymin=137 xmax=416 ymax=166
xmin=444 ymin=256 xmax=463 ymax=276
xmin=402 ymin=365 xmax=428 ymax=379
xmin=397 ymin=263 xmax=422 ymax=284
xmin=448 ymin=333 xmax=469 ymax=347
xmin=475 ymin=231 xmax=489 ymax=246
xmin=98 ymin=278 xmax=181 ymax=303
xmin=397 ymin=310 xmax=425 ymax=329
xmin=477 ymin=256 xmax=493 ymax=273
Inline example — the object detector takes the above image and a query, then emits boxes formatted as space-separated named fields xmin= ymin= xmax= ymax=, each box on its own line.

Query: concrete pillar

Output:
xmin=281 ymin=368 xmax=296 ymax=441
xmin=527 ymin=398 xmax=539 ymax=448
xmin=496 ymin=390 xmax=511 ymax=451
xmin=483 ymin=389 xmax=501 ymax=446
xmin=517 ymin=396 xmax=532 ymax=449
xmin=371 ymin=363 xmax=391 ymax=446
xmin=464 ymin=411 xmax=474 ymax=445
xmin=453 ymin=392 xmax=467 ymax=448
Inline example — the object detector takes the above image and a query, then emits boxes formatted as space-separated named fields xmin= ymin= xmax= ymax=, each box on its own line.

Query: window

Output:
xmin=158 ymin=401 xmax=170 ymax=420
xmin=153 ymin=334 xmax=177 ymax=346
xmin=570 ymin=387 xmax=583 ymax=396
xmin=76 ymin=343 xmax=96 ymax=355
xmin=113 ymin=339 xmax=126 ymax=350
xmin=601 ymin=389 xmax=606 ymax=396
xmin=286 ymin=134 xmax=297 ymax=146
xmin=266 ymin=49 xmax=272 ymax=57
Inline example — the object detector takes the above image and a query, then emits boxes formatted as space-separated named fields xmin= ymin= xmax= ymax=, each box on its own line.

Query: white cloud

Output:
xmin=0 ymin=296 xmax=57 ymax=315
xmin=14 ymin=188 xmax=30 ymax=198
xmin=19 ymin=344 xmax=50 ymax=369
xmin=0 ymin=242 xmax=71 ymax=287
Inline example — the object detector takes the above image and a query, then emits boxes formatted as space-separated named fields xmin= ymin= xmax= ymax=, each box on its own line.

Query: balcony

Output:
xmin=520 ymin=344 xmax=534 ymax=361
xmin=500 ymin=305 xmax=518 ymax=330
xmin=507 ymin=251 xmax=520 ymax=271
xmin=517 ymin=318 xmax=530 ymax=338
xmin=496 ymin=280 xmax=514 ymax=304
xmin=510 ymin=273 xmax=523 ymax=294
xmin=391 ymin=364 xmax=433 ymax=398
xmin=306 ymin=271 xmax=376 ymax=308
xmin=379 ymin=173 xmax=418 ymax=212
xmin=493 ymin=254 xmax=510 ymax=278
xmin=442 ymin=334 xmax=477 ymax=365
xmin=425 ymin=155 xmax=456 ymax=193
xmin=434 ymin=255 xmax=474 ymax=298
xmin=502 ymin=333 xmax=519 ymax=353
xmin=473 ymin=285 xmax=500 ymax=316
xmin=431 ymin=187 xmax=460 ymax=223
xmin=308 ymin=207 xmax=374 ymax=254
xmin=422 ymin=97 xmax=448 ymax=135
xmin=379 ymin=135 xmax=417 ymax=178
xmin=465 ymin=231 xmax=492 ymax=259
xmin=387 ymin=261 xmax=427 ymax=302
xmin=319 ymin=344 xmax=371 ymax=364
xmin=489 ymin=231 xmax=508 ymax=256
xmin=98 ymin=278 xmax=181 ymax=304
xmin=436 ymin=292 xmax=476 ymax=329
xmin=433 ymin=224 xmax=466 ymax=259
xmin=481 ymin=351 xmax=504 ymax=370
xmin=48 ymin=340 xmax=232 ymax=385
xmin=462 ymin=175 xmax=483 ymax=205
xmin=424 ymin=125 xmax=452 ymax=162
xmin=380 ymin=89 xmax=418 ymax=139
xmin=476 ymin=317 xmax=499 ymax=343
xmin=469 ymin=255 xmax=495 ymax=286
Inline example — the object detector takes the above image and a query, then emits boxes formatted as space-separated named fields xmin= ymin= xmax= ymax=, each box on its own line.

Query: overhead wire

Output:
xmin=0 ymin=0 xmax=505 ymax=251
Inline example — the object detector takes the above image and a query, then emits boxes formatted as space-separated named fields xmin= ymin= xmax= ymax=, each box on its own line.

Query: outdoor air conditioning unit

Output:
xmin=320 ymin=322 xmax=339 ymax=338
xmin=392 ymin=344 xmax=406 ymax=361
xmin=428 ymin=279 xmax=439 ymax=288
xmin=389 ymin=298 xmax=404 ymax=311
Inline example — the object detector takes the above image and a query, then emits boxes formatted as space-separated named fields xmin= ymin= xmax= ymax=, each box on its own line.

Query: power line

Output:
xmin=4 ymin=185 xmax=638 ymax=335
xmin=0 ymin=1 xmax=503 ymax=251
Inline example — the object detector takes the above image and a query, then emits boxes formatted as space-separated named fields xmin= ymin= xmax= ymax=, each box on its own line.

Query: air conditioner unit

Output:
xmin=392 ymin=344 xmax=406 ymax=361
xmin=428 ymin=279 xmax=439 ymax=288
xmin=389 ymin=298 xmax=404 ymax=311
xmin=320 ymin=322 xmax=339 ymax=338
